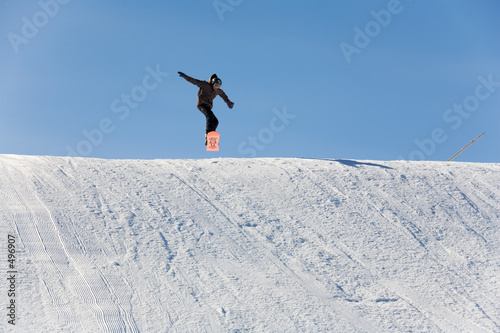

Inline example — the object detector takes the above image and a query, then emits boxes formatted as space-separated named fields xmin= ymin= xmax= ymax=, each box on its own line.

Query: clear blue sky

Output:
xmin=1 ymin=0 xmax=499 ymax=162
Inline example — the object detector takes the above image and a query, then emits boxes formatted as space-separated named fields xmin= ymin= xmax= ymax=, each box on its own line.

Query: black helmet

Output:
xmin=213 ymin=77 xmax=222 ymax=86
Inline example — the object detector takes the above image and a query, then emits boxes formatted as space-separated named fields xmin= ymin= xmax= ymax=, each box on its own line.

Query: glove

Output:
xmin=178 ymin=71 xmax=186 ymax=77
xmin=228 ymin=102 xmax=234 ymax=109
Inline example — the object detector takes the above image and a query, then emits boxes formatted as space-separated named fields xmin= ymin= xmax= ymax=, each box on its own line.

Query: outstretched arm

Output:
xmin=178 ymin=72 xmax=204 ymax=87
xmin=218 ymin=89 xmax=234 ymax=109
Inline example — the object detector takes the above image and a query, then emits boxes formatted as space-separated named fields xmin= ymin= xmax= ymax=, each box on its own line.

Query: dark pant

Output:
xmin=198 ymin=104 xmax=219 ymax=134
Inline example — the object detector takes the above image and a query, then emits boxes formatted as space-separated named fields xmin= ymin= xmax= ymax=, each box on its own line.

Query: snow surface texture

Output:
xmin=1 ymin=155 xmax=499 ymax=333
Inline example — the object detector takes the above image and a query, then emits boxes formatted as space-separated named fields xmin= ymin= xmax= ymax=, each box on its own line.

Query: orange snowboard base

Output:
xmin=206 ymin=131 xmax=220 ymax=151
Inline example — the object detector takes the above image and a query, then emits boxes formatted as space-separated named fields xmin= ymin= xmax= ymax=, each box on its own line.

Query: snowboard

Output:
xmin=206 ymin=131 xmax=220 ymax=151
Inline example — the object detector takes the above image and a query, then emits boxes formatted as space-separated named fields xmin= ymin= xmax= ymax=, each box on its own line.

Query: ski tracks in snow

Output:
xmin=1 ymin=156 xmax=139 ymax=333
xmin=169 ymin=159 xmax=381 ymax=332
xmin=313 ymin=160 xmax=499 ymax=332
xmin=1 ymin=155 xmax=498 ymax=332
xmin=255 ymin=158 xmax=499 ymax=332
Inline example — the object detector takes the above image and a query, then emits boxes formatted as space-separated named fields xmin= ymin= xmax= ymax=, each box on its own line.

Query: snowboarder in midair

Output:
xmin=178 ymin=72 xmax=234 ymax=144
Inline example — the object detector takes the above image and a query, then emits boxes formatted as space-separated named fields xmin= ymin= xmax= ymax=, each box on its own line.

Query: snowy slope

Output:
xmin=1 ymin=155 xmax=499 ymax=333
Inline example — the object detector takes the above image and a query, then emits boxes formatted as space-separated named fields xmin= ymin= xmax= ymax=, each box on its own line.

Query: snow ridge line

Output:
xmin=1 ymin=155 xmax=499 ymax=332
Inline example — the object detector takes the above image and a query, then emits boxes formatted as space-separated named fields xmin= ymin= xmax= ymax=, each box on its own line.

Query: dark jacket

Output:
xmin=180 ymin=73 xmax=233 ymax=109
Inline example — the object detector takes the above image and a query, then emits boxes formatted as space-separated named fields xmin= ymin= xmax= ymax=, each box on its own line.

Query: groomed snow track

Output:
xmin=1 ymin=155 xmax=499 ymax=332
